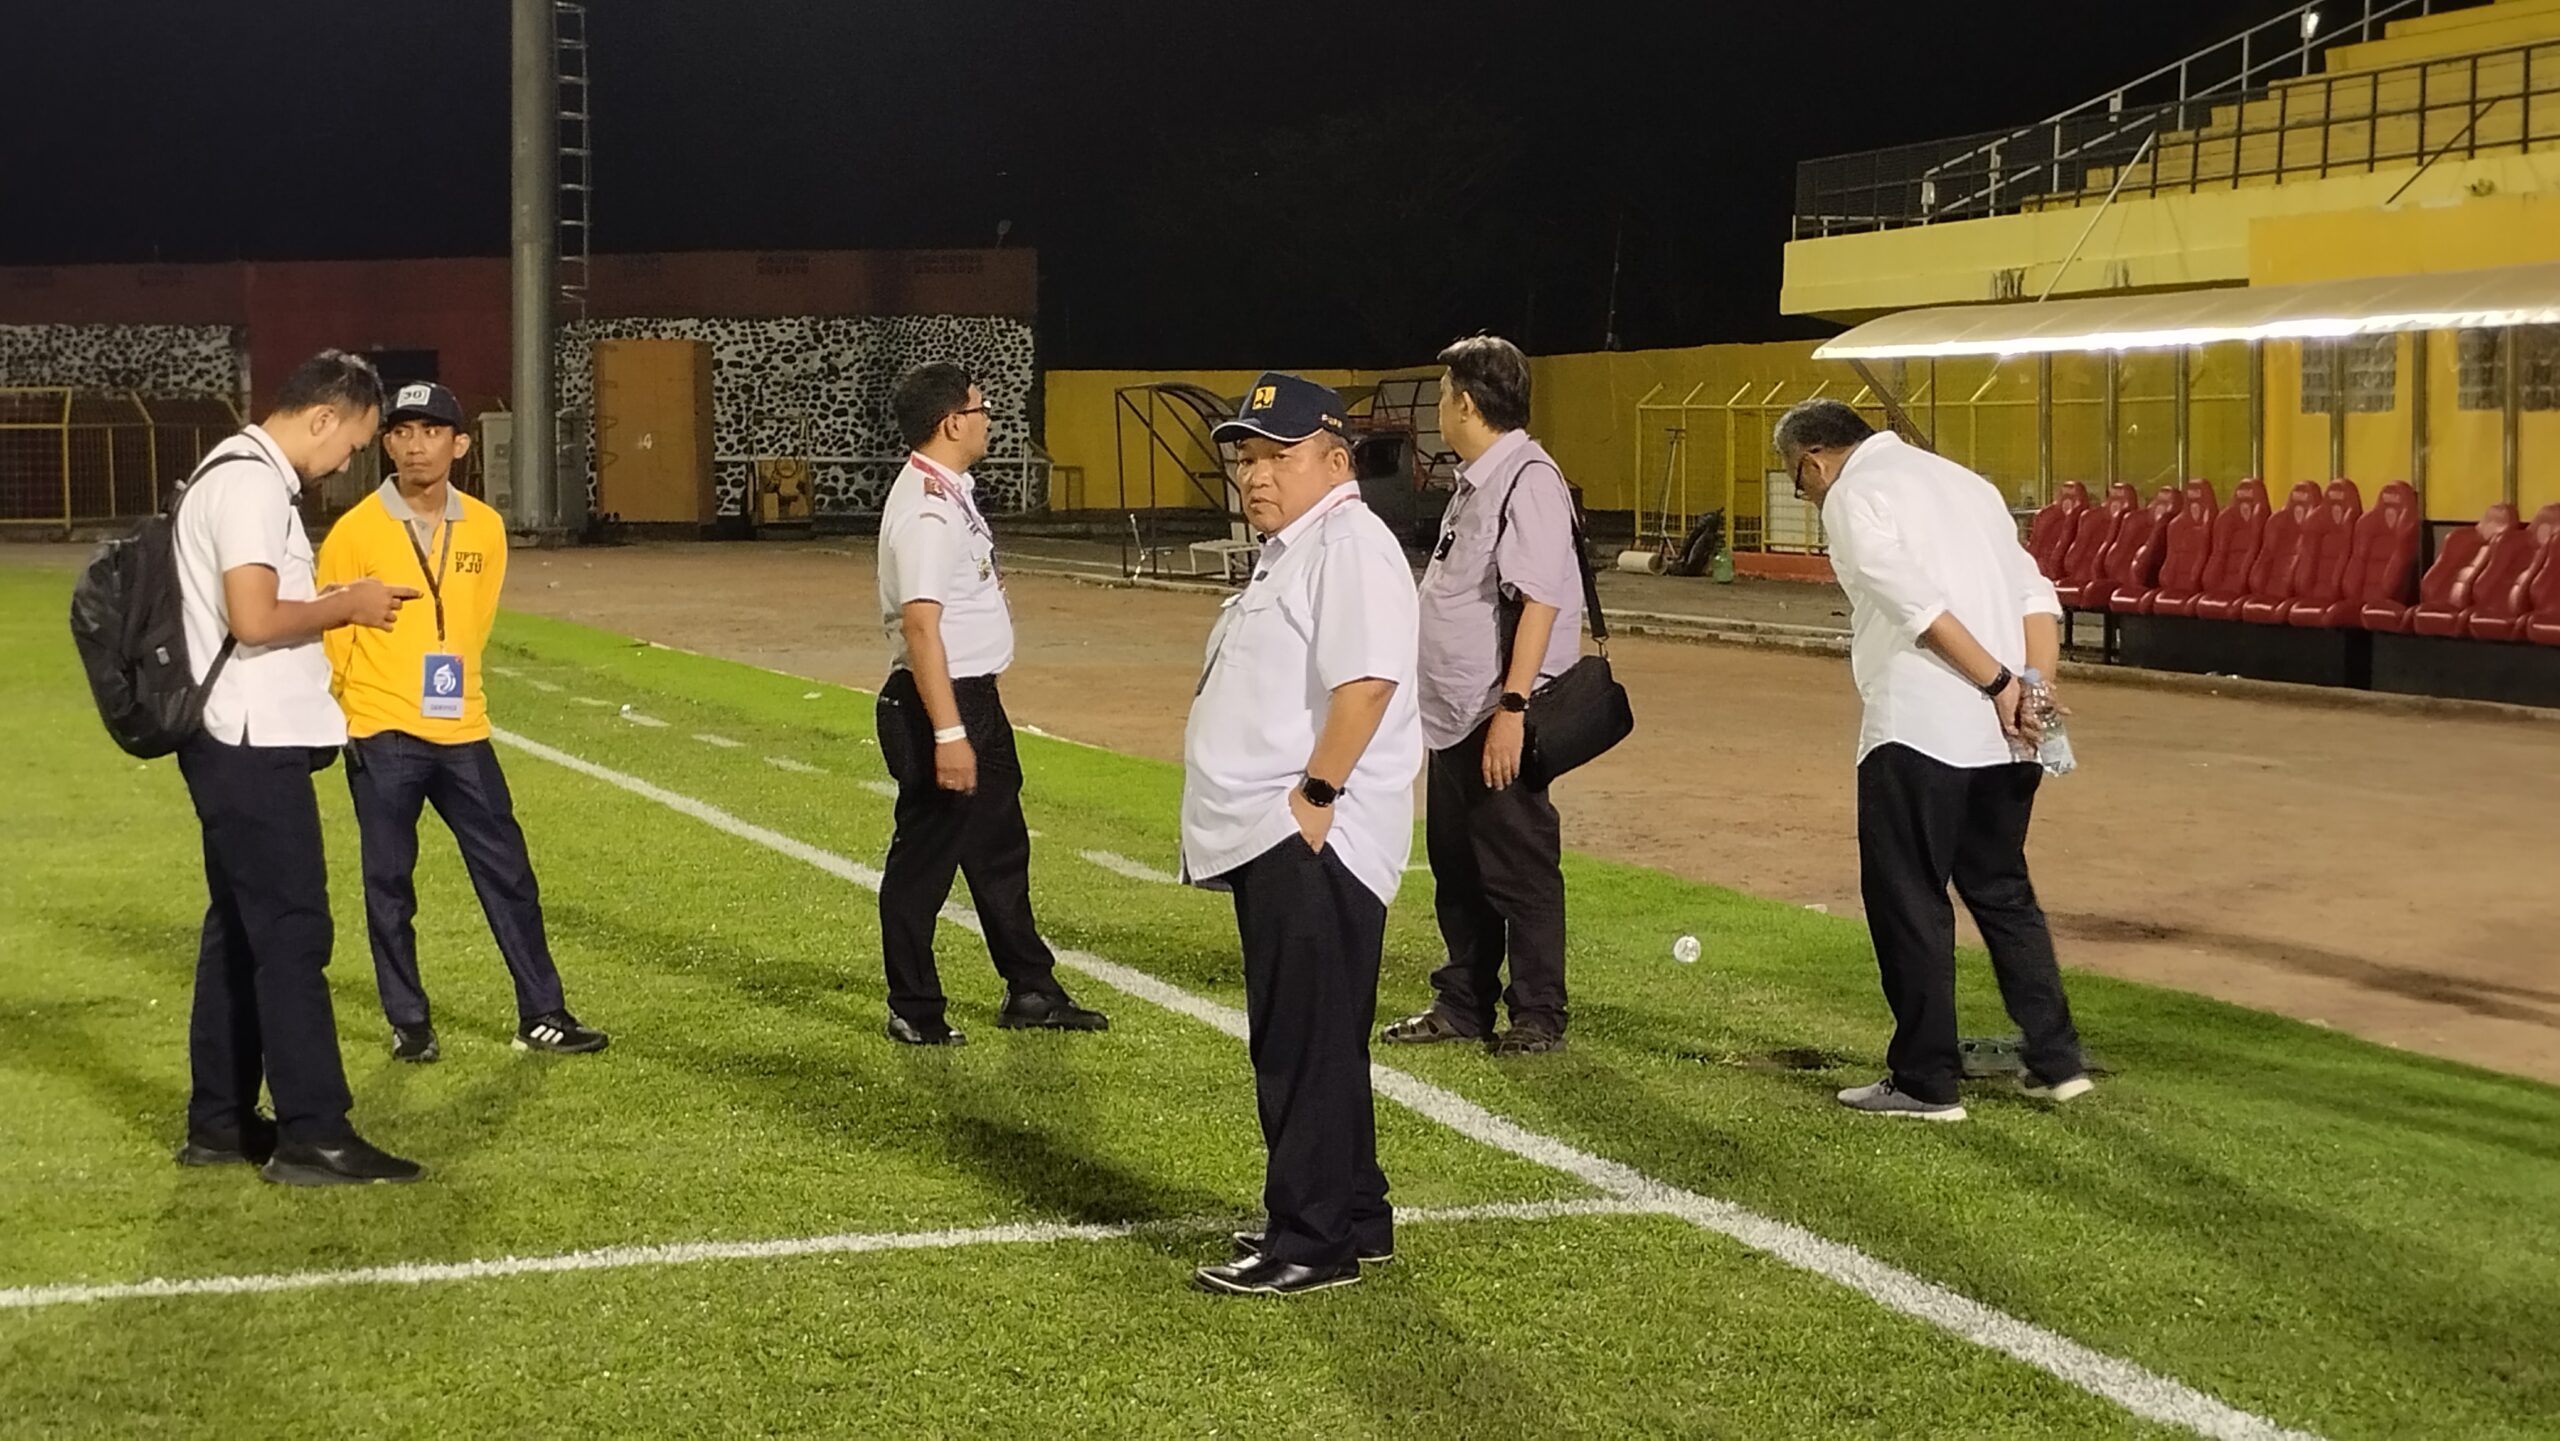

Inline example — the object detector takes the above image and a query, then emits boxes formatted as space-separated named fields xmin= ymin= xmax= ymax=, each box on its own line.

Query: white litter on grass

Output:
xmin=802 ymin=692 xmax=823 ymax=701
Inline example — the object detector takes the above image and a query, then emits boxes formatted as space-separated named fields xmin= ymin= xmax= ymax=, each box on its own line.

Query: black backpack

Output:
xmin=67 ymin=444 xmax=258 ymax=759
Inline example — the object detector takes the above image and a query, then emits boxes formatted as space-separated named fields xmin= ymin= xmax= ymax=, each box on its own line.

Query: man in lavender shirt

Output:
xmin=1381 ymin=335 xmax=1586 ymax=1056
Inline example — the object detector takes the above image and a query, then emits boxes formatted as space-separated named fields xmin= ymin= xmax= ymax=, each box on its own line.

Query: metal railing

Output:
xmin=0 ymin=389 xmax=244 ymax=528
xmin=1795 ymin=0 xmax=2454 ymax=234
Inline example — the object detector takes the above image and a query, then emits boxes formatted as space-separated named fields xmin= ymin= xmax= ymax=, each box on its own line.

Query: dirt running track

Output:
xmin=56 ymin=534 xmax=2544 ymax=1084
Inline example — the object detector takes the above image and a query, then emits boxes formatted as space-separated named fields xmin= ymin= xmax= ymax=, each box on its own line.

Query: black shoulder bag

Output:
xmin=1494 ymin=461 xmax=1635 ymax=786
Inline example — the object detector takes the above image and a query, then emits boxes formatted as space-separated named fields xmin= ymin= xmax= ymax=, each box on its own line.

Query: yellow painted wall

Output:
xmin=1781 ymin=152 xmax=2560 ymax=319
xmin=1044 ymin=368 xmax=1372 ymax=510
xmin=2251 ymin=193 xmax=2560 ymax=519
xmin=1044 ymin=341 xmax=2257 ymax=531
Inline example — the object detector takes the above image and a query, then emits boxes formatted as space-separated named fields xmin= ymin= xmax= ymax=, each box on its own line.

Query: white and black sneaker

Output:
xmin=390 ymin=1023 xmax=440 ymax=1064
xmin=515 ymin=1010 xmax=609 ymax=1055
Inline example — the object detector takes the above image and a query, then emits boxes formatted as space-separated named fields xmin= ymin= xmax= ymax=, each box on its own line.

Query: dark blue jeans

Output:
xmin=347 ymin=732 xmax=566 ymax=1028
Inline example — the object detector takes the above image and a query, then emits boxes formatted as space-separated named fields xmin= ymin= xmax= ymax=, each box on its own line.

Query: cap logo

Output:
xmin=1251 ymin=385 xmax=1277 ymax=410
xmin=396 ymin=384 xmax=434 ymax=409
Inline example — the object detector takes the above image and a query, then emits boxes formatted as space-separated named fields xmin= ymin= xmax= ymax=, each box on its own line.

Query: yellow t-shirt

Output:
xmin=317 ymin=482 xmax=509 ymax=743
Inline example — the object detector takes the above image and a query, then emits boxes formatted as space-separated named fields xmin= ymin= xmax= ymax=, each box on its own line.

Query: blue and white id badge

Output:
xmin=421 ymin=653 xmax=466 ymax=719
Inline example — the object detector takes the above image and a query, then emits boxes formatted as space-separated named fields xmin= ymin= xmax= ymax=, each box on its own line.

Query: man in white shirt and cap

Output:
xmin=1775 ymin=399 xmax=2092 ymax=1123
xmin=872 ymin=361 xmax=1107 ymax=1046
xmin=1181 ymin=372 xmax=1423 ymax=1296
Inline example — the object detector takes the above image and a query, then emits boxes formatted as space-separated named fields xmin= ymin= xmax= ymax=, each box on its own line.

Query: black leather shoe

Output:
xmin=885 ymin=1014 xmax=967 ymax=1047
xmin=175 ymin=1112 xmax=277 ymax=1168
xmin=1231 ymin=1230 xmax=1393 ymax=1266
xmin=997 ymin=989 xmax=1109 ymax=1031
xmin=259 ymin=1134 xmax=426 ymax=1186
xmin=1486 ymin=1026 xmax=1566 ymax=1056
xmin=1194 ymin=1252 xmax=1362 ymax=1296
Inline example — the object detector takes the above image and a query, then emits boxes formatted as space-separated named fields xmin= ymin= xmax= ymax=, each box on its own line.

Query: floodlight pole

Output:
xmin=511 ymin=0 xmax=559 ymax=533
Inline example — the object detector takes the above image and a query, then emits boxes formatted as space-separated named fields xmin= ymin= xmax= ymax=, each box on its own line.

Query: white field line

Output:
xmin=857 ymin=780 xmax=899 ymax=801
xmin=693 ymin=733 xmax=744 ymax=749
xmin=570 ymin=696 xmax=613 ymax=708
xmin=620 ymin=712 xmax=669 ymax=729
xmin=526 ymin=679 xmax=564 ymax=693
xmin=0 ymin=1199 xmax=1652 ymax=1313
xmin=765 ymin=756 xmax=824 ymax=775
xmin=475 ymin=727 xmax=2319 ymax=1441
xmin=1079 ymin=850 xmax=1179 ymax=886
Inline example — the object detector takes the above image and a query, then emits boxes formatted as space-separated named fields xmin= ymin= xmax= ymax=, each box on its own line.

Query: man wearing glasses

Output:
xmin=1775 ymin=399 xmax=2090 ymax=1122
xmin=872 ymin=362 xmax=1108 ymax=1046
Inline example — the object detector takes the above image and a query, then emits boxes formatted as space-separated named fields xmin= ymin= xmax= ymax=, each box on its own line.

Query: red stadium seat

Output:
xmin=2465 ymin=503 xmax=2560 ymax=642
xmin=2028 ymin=482 xmax=2092 ymax=582
xmin=2199 ymin=481 xmax=2317 ymax=623
xmin=2414 ymin=505 xmax=2541 ymax=637
xmin=2083 ymin=484 xmax=2179 ymax=612
xmin=2116 ymin=479 xmax=2218 ymax=615
xmin=2291 ymin=481 xmax=2420 ymax=628
xmin=2154 ymin=478 xmax=2266 ymax=618
xmin=2371 ymin=504 xmax=2514 ymax=634
xmin=2524 ymin=527 xmax=2560 ymax=647
xmin=2054 ymin=482 xmax=2137 ymax=609
xmin=2249 ymin=479 xmax=2362 ymax=624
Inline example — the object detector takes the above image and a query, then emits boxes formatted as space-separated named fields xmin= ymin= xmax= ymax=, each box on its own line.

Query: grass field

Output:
xmin=3 ymin=560 xmax=2556 ymax=1439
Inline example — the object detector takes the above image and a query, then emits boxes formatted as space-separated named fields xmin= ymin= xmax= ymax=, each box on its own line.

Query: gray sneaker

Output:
xmin=1836 ymin=1077 xmax=1967 ymax=1122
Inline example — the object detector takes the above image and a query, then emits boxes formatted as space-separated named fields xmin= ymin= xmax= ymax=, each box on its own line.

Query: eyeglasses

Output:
xmin=953 ymin=405 xmax=993 ymax=418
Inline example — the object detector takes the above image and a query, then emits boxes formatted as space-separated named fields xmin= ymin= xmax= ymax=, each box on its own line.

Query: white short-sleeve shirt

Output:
xmin=172 ymin=426 xmax=347 ymax=749
xmin=1821 ymin=432 xmax=2061 ymax=769
xmin=1180 ymin=483 xmax=1424 ymax=906
xmin=877 ymin=455 xmax=1014 ymax=680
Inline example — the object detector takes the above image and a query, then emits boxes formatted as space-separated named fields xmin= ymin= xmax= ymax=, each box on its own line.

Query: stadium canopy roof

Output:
xmin=1813 ymin=259 xmax=2560 ymax=361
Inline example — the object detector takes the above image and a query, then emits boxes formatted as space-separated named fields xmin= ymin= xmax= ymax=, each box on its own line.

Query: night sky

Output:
xmin=6 ymin=0 xmax=2298 ymax=367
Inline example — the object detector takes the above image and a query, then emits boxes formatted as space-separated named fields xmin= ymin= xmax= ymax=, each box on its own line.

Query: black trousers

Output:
xmin=176 ymin=737 xmax=355 ymax=1144
xmin=1856 ymin=743 xmax=2084 ymax=1105
xmin=347 ymin=732 xmax=567 ymax=1028
xmin=1226 ymin=838 xmax=1392 ymax=1268
xmin=1426 ymin=719 xmax=1568 ymax=1034
xmin=875 ymin=669 xmax=1063 ymax=1024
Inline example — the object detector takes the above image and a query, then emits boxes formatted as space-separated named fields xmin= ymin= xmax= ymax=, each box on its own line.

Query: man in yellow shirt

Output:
xmin=318 ymin=382 xmax=606 ymax=1063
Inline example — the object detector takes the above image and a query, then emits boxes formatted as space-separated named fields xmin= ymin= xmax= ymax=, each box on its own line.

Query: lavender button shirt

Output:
xmin=1416 ymin=429 xmax=1587 ymax=752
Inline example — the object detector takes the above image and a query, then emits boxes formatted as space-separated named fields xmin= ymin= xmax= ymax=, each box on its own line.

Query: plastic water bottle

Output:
xmin=2018 ymin=668 xmax=2077 ymax=777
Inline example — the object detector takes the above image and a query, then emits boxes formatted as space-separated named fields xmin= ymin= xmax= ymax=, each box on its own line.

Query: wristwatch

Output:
xmin=1978 ymin=665 xmax=2016 ymax=700
xmin=1298 ymin=776 xmax=1340 ymax=808
xmin=1497 ymin=690 xmax=1529 ymax=714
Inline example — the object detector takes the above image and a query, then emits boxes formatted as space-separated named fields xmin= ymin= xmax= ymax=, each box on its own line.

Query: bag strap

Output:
xmin=1493 ymin=458 xmax=1611 ymax=657
xmin=171 ymin=438 xmax=266 ymax=707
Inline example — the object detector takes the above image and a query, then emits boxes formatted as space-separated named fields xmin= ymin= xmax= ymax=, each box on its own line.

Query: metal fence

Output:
xmin=0 ymin=389 xmax=244 ymax=528
xmin=1792 ymin=0 xmax=2499 ymax=235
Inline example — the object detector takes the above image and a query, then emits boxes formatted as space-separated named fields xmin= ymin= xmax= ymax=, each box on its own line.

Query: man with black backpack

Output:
xmin=166 ymin=350 xmax=427 ymax=1184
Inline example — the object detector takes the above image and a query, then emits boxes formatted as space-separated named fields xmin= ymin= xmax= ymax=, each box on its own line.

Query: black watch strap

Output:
xmin=1498 ymin=690 xmax=1529 ymax=714
xmin=1979 ymin=665 xmax=2016 ymax=700
xmin=1298 ymin=775 xmax=1340 ymax=808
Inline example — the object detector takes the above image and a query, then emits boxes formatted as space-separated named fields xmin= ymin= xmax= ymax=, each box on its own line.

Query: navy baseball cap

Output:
xmin=383 ymin=381 xmax=466 ymax=430
xmin=1212 ymin=371 xmax=1350 ymax=446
